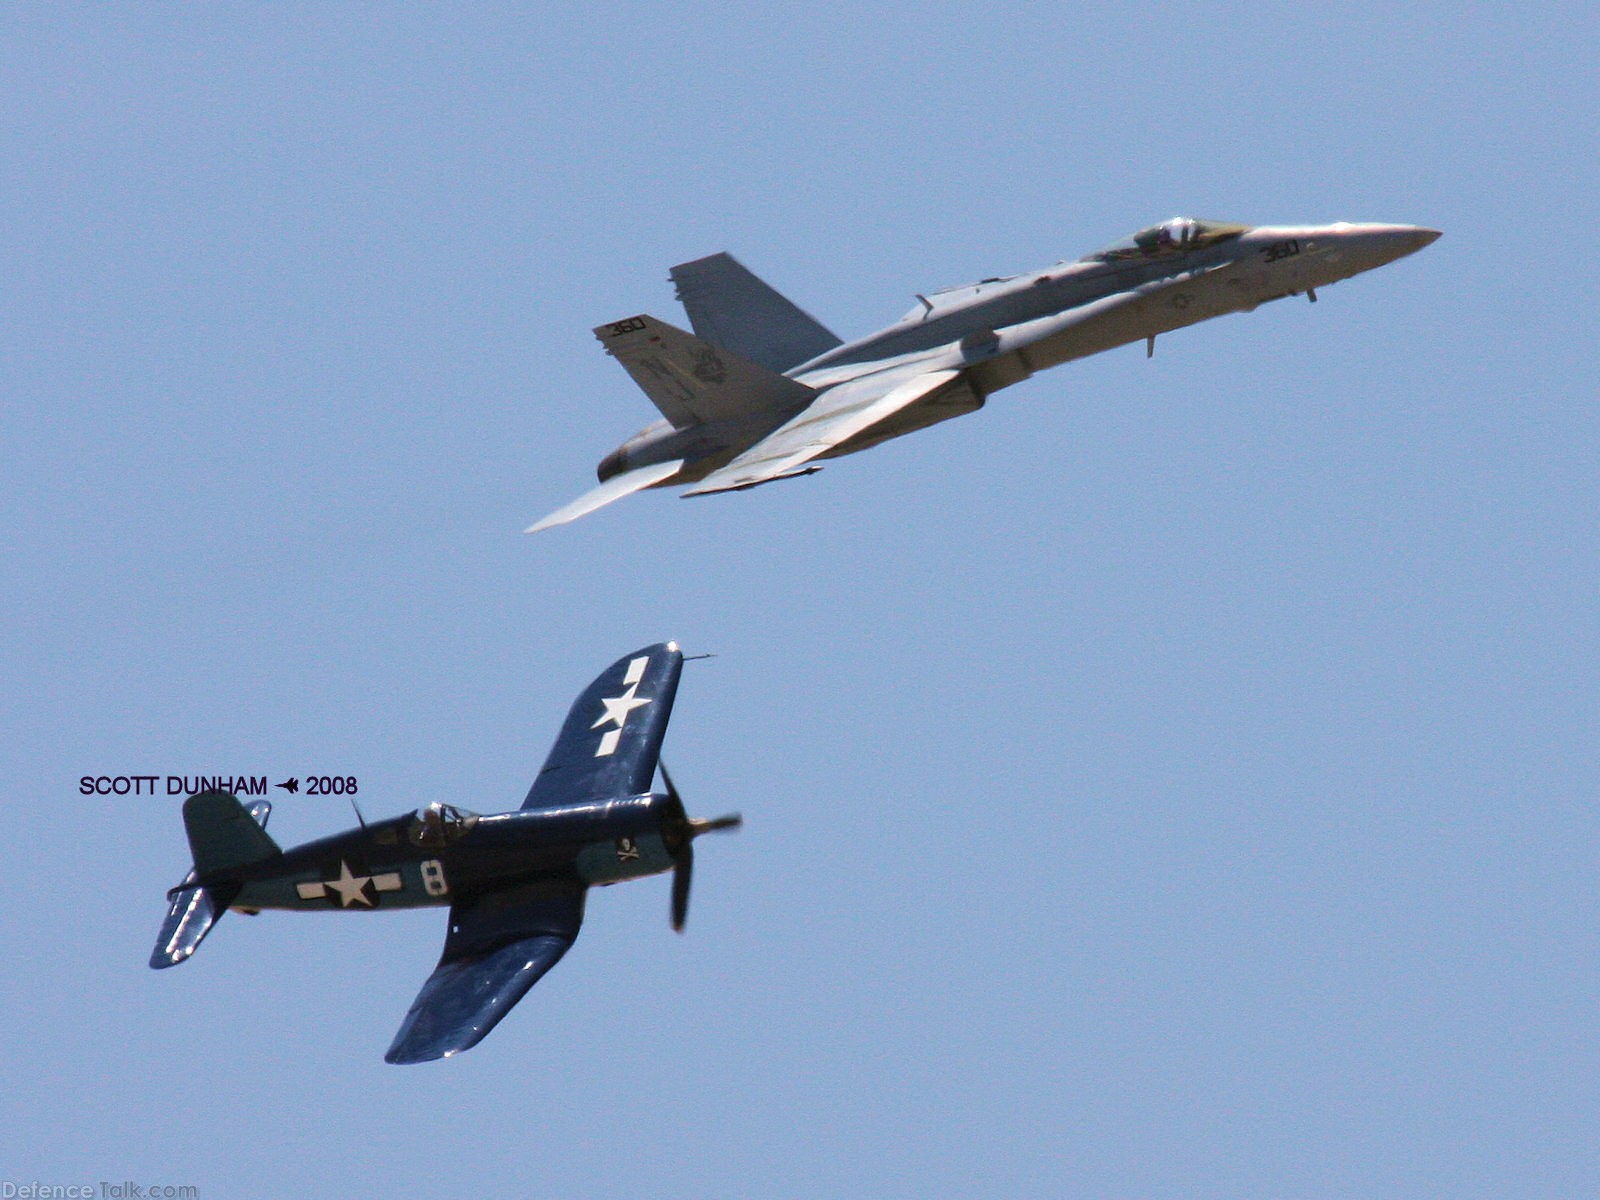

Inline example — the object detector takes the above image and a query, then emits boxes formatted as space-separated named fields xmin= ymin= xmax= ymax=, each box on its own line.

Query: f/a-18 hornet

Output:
xmin=528 ymin=218 xmax=1439 ymax=531
xmin=150 ymin=643 xmax=740 ymax=1064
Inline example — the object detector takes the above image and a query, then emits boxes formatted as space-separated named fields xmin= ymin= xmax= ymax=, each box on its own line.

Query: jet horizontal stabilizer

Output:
xmin=525 ymin=459 xmax=684 ymax=534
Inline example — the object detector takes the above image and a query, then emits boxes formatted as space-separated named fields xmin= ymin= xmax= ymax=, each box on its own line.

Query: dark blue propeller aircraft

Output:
xmin=150 ymin=642 xmax=741 ymax=1064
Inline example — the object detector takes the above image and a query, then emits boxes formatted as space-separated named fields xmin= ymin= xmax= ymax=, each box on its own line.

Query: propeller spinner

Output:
xmin=658 ymin=762 xmax=742 ymax=932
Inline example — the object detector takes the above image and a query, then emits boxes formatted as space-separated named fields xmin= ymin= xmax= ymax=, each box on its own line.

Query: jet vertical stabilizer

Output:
xmin=594 ymin=314 xmax=814 ymax=426
xmin=670 ymin=252 xmax=842 ymax=373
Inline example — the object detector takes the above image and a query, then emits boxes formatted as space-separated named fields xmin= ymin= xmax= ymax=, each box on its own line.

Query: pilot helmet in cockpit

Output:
xmin=1156 ymin=218 xmax=1198 ymax=249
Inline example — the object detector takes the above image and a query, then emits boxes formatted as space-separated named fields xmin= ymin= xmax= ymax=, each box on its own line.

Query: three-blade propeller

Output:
xmin=659 ymin=762 xmax=741 ymax=932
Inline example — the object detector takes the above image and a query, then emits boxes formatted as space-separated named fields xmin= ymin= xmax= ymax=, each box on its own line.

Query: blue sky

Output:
xmin=3 ymin=5 xmax=1595 ymax=1197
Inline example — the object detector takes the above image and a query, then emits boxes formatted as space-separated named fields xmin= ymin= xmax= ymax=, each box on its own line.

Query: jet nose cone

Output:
xmin=1382 ymin=225 xmax=1441 ymax=266
xmin=1327 ymin=222 xmax=1441 ymax=272
xmin=1354 ymin=223 xmax=1441 ymax=251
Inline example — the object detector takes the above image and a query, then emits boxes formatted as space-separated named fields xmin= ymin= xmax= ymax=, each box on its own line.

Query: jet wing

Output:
xmin=681 ymin=367 xmax=963 ymax=496
xmin=521 ymin=642 xmax=683 ymax=810
xmin=525 ymin=459 xmax=684 ymax=534
xmin=385 ymin=881 xmax=586 ymax=1064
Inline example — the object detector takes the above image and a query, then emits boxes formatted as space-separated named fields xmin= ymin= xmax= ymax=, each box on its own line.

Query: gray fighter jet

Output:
xmin=528 ymin=218 xmax=1439 ymax=531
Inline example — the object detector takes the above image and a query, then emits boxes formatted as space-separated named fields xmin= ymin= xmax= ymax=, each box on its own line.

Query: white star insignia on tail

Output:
xmin=591 ymin=656 xmax=652 ymax=757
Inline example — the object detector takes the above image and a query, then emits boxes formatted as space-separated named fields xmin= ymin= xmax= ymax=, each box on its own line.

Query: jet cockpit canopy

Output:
xmin=1089 ymin=218 xmax=1249 ymax=261
xmin=408 ymin=801 xmax=480 ymax=849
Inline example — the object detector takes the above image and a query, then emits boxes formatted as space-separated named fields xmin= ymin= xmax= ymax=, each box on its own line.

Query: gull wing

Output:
xmin=521 ymin=642 xmax=683 ymax=810
xmin=681 ymin=368 xmax=964 ymax=496
xmin=385 ymin=881 xmax=586 ymax=1064
xmin=525 ymin=460 xmax=684 ymax=534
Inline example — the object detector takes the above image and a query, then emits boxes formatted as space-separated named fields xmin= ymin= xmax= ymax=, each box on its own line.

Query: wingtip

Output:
xmin=383 ymin=1052 xmax=437 ymax=1066
xmin=384 ymin=1036 xmax=452 ymax=1065
xmin=526 ymin=460 xmax=687 ymax=532
xmin=524 ymin=509 xmax=577 ymax=535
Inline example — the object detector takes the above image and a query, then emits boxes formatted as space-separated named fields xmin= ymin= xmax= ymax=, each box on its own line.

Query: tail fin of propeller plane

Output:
xmin=150 ymin=792 xmax=278 ymax=969
xmin=183 ymin=789 xmax=281 ymax=876
xmin=524 ymin=458 xmax=684 ymax=534
xmin=521 ymin=642 xmax=684 ymax=810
